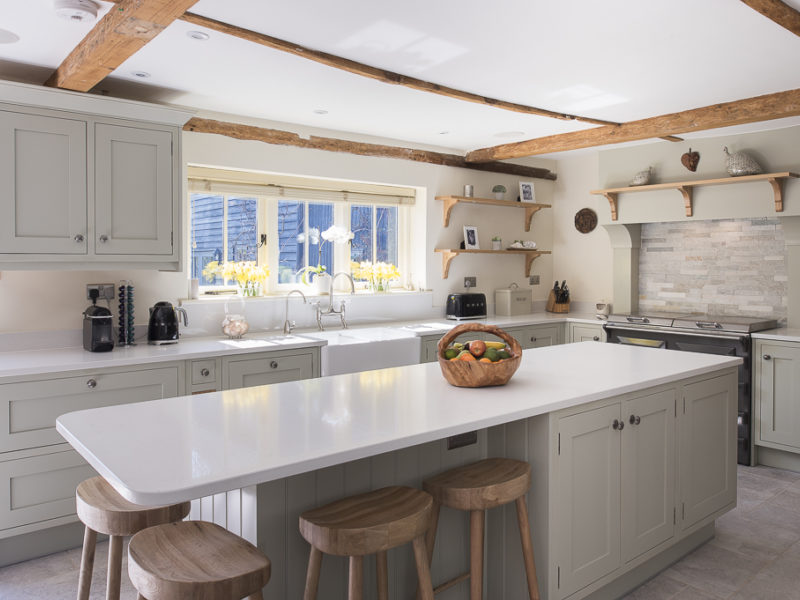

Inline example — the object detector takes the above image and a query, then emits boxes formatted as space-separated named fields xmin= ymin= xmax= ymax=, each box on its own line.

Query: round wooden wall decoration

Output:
xmin=574 ymin=208 xmax=598 ymax=233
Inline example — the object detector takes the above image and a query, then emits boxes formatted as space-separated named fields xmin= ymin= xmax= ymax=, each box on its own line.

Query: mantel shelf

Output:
xmin=590 ymin=172 xmax=799 ymax=221
xmin=435 ymin=195 xmax=551 ymax=231
xmin=434 ymin=248 xmax=551 ymax=279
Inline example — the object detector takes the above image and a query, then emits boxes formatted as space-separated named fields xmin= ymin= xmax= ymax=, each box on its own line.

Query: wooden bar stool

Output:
xmin=422 ymin=458 xmax=539 ymax=600
xmin=299 ymin=485 xmax=436 ymax=600
xmin=76 ymin=476 xmax=190 ymax=600
xmin=128 ymin=520 xmax=271 ymax=600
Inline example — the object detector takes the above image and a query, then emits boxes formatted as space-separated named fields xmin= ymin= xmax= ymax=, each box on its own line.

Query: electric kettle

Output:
xmin=147 ymin=301 xmax=188 ymax=345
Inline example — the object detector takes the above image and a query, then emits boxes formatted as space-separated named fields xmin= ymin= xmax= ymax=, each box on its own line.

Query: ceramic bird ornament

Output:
xmin=630 ymin=166 xmax=653 ymax=186
xmin=723 ymin=146 xmax=763 ymax=177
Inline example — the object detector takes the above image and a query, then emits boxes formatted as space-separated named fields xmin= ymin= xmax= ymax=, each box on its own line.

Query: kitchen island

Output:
xmin=57 ymin=342 xmax=740 ymax=600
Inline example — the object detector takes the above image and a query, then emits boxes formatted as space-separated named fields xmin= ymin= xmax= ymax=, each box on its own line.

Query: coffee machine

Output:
xmin=83 ymin=289 xmax=114 ymax=352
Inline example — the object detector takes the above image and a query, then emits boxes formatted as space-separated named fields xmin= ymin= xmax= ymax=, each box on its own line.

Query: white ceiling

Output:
xmin=2 ymin=0 xmax=800 ymax=154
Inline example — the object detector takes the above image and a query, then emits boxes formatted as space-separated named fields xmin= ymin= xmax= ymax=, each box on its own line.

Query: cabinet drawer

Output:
xmin=515 ymin=324 xmax=562 ymax=349
xmin=190 ymin=359 xmax=218 ymax=386
xmin=224 ymin=352 xmax=316 ymax=389
xmin=0 ymin=448 xmax=95 ymax=535
xmin=0 ymin=365 xmax=180 ymax=453
xmin=569 ymin=323 xmax=606 ymax=343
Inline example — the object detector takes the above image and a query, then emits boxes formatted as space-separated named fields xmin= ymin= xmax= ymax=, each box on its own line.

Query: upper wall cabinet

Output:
xmin=0 ymin=80 xmax=193 ymax=270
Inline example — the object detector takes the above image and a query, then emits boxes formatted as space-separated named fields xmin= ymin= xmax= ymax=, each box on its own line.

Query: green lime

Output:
xmin=484 ymin=348 xmax=499 ymax=362
xmin=444 ymin=348 xmax=458 ymax=360
xmin=497 ymin=350 xmax=511 ymax=360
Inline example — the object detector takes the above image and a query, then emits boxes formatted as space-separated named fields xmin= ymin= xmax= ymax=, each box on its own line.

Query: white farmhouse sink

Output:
xmin=305 ymin=327 xmax=421 ymax=376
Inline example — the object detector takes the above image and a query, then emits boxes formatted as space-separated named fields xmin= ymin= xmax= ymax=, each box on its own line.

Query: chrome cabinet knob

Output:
xmin=593 ymin=336 xmax=600 ymax=341
xmin=629 ymin=414 xmax=641 ymax=425
xmin=86 ymin=379 xmax=97 ymax=389
xmin=270 ymin=361 xmax=278 ymax=369
xmin=200 ymin=368 xmax=210 ymax=377
xmin=612 ymin=419 xmax=624 ymax=430
xmin=74 ymin=234 xmax=84 ymax=243
xmin=99 ymin=235 xmax=109 ymax=243
xmin=530 ymin=337 xmax=536 ymax=342
xmin=763 ymin=354 xmax=772 ymax=360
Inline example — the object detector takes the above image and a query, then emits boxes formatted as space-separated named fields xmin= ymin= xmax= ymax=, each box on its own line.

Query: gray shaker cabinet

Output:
xmin=0 ymin=109 xmax=87 ymax=255
xmin=754 ymin=339 xmax=800 ymax=453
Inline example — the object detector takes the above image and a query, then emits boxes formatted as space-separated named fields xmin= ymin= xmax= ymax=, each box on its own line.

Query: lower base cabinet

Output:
xmin=754 ymin=339 xmax=800 ymax=454
xmin=552 ymin=372 xmax=736 ymax=599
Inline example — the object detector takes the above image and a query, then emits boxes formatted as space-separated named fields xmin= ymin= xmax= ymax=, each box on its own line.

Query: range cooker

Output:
xmin=603 ymin=312 xmax=777 ymax=465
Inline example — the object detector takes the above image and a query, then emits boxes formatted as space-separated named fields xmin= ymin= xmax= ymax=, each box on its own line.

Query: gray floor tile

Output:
xmin=670 ymin=586 xmax=726 ymax=600
xmin=729 ymin=543 xmax=800 ymax=600
xmin=622 ymin=572 xmax=687 ymax=599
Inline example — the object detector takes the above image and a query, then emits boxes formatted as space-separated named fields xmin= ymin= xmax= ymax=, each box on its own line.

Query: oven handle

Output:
xmin=695 ymin=321 xmax=722 ymax=329
xmin=604 ymin=324 xmax=748 ymax=342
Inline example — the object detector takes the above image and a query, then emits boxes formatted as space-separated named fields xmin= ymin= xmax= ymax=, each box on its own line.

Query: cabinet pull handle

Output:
xmin=763 ymin=354 xmax=772 ymax=360
xmin=530 ymin=337 xmax=536 ymax=342
xmin=86 ymin=379 xmax=97 ymax=389
xmin=74 ymin=234 xmax=85 ymax=243
xmin=270 ymin=361 xmax=279 ymax=369
xmin=593 ymin=336 xmax=600 ymax=341
xmin=629 ymin=414 xmax=641 ymax=425
xmin=200 ymin=368 xmax=210 ymax=377
xmin=99 ymin=235 xmax=109 ymax=243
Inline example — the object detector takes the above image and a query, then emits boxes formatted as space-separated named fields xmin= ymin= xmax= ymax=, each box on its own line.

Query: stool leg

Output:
xmin=515 ymin=496 xmax=540 ymax=600
xmin=106 ymin=535 xmax=123 ymax=600
xmin=470 ymin=510 xmax=485 ymax=600
xmin=303 ymin=546 xmax=323 ymax=600
xmin=376 ymin=551 xmax=389 ymax=600
xmin=77 ymin=526 xmax=97 ymax=600
xmin=416 ymin=500 xmax=440 ymax=600
xmin=348 ymin=555 xmax=364 ymax=600
xmin=412 ymin=535 xmax=435 ymax=600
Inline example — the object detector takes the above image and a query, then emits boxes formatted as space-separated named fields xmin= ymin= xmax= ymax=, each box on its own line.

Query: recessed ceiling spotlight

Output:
xmin=131 ymin=71 xmax=151 ymax=79
xmin=0 ymin=29 xmax=20 ymax=44
xmin=313 ymin=109 xmax=328 ymax=115
xmin=53 ymin=0 xmax=99 ymax=22
xmin=438 ymin=131 xmax=450 ymax=135
xmin=494 ymin=130 xmax=525 ymax=139
xmin=187 ymin=30 xmax=210 ymax=41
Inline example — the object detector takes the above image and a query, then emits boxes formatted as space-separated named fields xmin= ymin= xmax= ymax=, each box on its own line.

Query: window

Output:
xmin=188 ymin=168 xmax=414 ymax=293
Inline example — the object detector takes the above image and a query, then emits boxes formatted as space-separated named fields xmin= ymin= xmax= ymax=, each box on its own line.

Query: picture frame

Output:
xmin=519 ymin=181 xmax=535 ymax=203
xmin=463 ymin=225 xmax=479 ymax=249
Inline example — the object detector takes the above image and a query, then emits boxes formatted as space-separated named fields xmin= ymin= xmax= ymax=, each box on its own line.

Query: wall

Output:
xmin=0 ymin=110 xmax=556 ymax=335
xmin=639 ymin=218 xmax=787 ymax=319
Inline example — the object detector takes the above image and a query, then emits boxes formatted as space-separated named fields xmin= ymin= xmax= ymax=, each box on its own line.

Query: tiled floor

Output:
xmin=0 ymin=465 xmax=798 ymax=599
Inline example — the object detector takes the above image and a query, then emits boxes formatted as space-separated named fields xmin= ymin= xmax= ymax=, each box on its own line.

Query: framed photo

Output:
xmin=463 ymin=225 xmax=479 ymax=249
xmin=519 ymin=181 xmax=536 ymax=203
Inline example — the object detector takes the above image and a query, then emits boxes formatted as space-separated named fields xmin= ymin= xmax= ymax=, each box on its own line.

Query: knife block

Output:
xmin=546 ymin=290 xmax=570 ymax=313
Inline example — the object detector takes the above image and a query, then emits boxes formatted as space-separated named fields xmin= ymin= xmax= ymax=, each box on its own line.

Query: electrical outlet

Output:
xmin=464 ymin=276 xmax=477 ymax=288
xmin=86 ymin=283 xmax=115 ymax=301
xmin=529 ymin=275 xmax=540 ymax=285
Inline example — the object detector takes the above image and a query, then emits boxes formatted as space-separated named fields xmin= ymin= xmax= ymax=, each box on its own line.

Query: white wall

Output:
xmin=0 ymin=112 xmax=556 ymax=334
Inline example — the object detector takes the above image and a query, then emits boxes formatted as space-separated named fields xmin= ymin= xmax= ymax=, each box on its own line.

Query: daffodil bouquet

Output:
xmin=202 ymin=261 xmax=270 ymax=296
xmin=351 ymin=261 xmax=401 ymax=292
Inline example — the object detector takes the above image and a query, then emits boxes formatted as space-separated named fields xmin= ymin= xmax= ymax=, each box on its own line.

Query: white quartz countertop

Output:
xmin=751 ymin=328 xmax=800 ymax=343
xmin=57 ymin=342 xmax=741 ymax=506
xmin=0 ymin=313 xmax=601 ymax=379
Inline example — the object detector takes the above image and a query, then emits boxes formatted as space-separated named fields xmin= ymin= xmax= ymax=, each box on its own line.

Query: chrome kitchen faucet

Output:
xmin=314 ymin=272 xmax=355 ymax=330
xmin=283 ymin=289 xmax=307 ymax=335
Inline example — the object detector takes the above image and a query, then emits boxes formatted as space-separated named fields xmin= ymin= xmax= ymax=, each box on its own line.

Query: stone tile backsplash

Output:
xmin=639 ymin=218 xmax=787 ymax=319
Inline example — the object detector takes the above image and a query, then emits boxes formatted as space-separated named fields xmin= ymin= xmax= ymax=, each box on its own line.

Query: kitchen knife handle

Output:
xmin=763 ymin=354 xmax=772 ymax=360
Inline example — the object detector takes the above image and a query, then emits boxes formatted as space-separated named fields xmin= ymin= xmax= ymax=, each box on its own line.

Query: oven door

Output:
xmin=604 ymin=325 xmax=667 ymax=349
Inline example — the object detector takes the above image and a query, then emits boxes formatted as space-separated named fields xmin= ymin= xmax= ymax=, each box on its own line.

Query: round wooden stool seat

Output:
xmin=75 ymin=476 xmax=191 ymax=600
xmin=420 ymin=458 xmax=539 ymax=600
xmin=128 ymin=521 xmax=271 ymax=600
xmin=300 ymin=485 xmax=432 ymax=556
xmin=423 ymin=457 xmax=531 ymax=511
xmin=300 ymin=486 xmax=436 ymax=600
xmin=77 ymin=476 xmax=190 ymax=536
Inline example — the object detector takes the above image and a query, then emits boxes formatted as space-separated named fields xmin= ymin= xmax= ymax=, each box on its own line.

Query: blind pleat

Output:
xmin=188 ymin=179 xmax=415 ymax=205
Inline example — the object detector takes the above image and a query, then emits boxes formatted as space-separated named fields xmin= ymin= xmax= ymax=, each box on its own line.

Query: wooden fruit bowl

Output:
xmin=437 ymin=323 xmax=522 ymax=388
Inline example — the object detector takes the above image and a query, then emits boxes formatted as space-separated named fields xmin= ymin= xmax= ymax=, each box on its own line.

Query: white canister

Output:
xmin=464 ymin=184 xmax=473 ymax=197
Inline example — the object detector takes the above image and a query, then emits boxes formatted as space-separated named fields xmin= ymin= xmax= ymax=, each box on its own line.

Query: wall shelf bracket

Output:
xmin=677 ymin=186 xmax=693 ymax=217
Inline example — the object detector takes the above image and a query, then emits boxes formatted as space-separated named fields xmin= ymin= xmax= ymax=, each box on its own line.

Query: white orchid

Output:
xmin=321 ymin=225 xmax=354 ymax=244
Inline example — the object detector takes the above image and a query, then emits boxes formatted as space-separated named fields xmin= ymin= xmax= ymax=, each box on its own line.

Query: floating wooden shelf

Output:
xmin=435 ymin=195 xmax=551 ymax=231
xmin=434 ymin=248 xmax=551 ymax=279
xmin=590 ymin=172 xmax=799 ymax=221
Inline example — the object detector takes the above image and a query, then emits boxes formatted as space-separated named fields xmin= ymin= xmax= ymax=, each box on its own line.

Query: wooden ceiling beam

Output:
xmin=183 ymin=117 xmax=556 ymax=180
xmin=740 ymin=0 xmax=800 ymax=36
xmin=45 ymin=0 xmax=199 ymax=91
xmin=465 ymin=88 xmax=800 ymax=161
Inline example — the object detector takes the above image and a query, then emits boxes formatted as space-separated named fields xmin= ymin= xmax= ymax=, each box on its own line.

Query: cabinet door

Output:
xmin=0 ymin=110 xmax=87 ymax=254
xmin=621 ymin=389 xmax=675 ymax=562
xmin=95 ymin=123 xmax=173 ymax=255
xmin=519 ymin=324 xmax=561 ymax=349
xmin=224 ymin=352 xmax=315 ymax=389
xmin=0 ymin=447 xmax=95 ymax=535
xmin=0 ymin=365 xmax=180 ymax=453
xmin=569 ymin=323 xmax=606 ymax=343
xmin=680 ymin=374 xmax=737 ymax=529
xmin=757 ymin=342 xmax=800 ymax=450
xmin=421 ymin=338 xmax=440 ymax=363
xmin=556 ymin=404 xmax=621 ymax=597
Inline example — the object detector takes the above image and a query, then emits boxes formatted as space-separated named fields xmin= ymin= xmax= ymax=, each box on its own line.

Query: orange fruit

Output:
xmin=479 ymin=357 xmax=492 ymax=363
xmin=459 ymin=353 xmax=476 ymax=361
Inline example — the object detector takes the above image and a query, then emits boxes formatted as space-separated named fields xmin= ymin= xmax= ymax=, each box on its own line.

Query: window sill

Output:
xmin=180 ymin=288 xmax=429 ymax=305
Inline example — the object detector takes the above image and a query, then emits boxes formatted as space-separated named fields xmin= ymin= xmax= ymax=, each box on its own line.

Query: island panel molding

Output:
xmin=591 ymin=172 xmax=799 ymax=221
